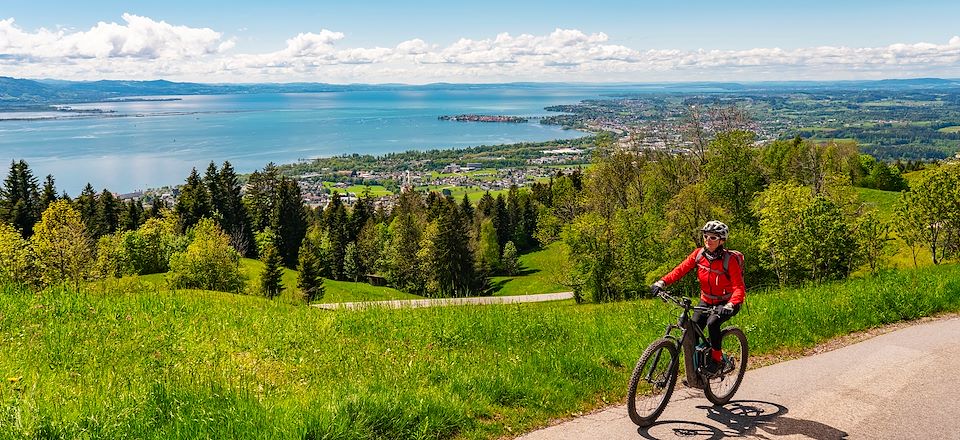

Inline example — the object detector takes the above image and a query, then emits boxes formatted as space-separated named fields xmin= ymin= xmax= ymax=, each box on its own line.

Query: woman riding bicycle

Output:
xmin=650 ymin=220 xmax=745 ymax=376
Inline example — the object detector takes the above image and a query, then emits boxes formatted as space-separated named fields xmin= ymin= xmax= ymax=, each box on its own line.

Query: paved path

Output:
xmin=313 ymin=292 xmax=574 ymax=310
xmin=520 ymin=316 xmax=960 ymax=440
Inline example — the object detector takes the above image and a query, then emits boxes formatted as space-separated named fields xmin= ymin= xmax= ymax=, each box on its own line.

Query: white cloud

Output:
xmin=0 ymin=14 xmax=228 ymax=60
xmin=2 ymin=15 xmax=960 ymax=83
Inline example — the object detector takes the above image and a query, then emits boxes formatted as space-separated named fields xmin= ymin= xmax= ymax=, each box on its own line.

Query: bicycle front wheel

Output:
xmin=627 ymin=337 xmax=679 ymax=427
xmin=703 ymin=326 xmax=748 ymax=405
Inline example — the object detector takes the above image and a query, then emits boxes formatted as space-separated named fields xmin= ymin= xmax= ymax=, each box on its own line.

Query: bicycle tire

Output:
xmin=627 ymin=337 xmax=679 ymax=426
xmin=702 ymin=326 xmax=748 ymax=405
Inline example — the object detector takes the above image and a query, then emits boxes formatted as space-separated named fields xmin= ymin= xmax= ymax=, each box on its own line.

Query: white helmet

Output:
xmin=701 ymin=220 xmax=729 ymax=239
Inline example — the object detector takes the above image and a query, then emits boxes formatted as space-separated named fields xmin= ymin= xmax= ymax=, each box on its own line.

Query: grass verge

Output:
xmin=1 ymin=264 xmax=958 ymax=439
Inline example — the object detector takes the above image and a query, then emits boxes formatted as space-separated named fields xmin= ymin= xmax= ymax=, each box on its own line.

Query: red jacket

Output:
xmin=661 ymin=248 xmax=746 ymax=305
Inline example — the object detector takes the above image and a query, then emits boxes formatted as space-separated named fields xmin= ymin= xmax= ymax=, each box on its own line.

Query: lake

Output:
xmin=0 ymin=86 xmax=611 ymax=194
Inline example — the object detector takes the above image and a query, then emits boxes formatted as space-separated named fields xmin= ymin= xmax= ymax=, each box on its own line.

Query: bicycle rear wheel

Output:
xmin=627 ymin=337 xmax=679 ymax=427
xmin=703 ymin=326 xmax=748 ymax=405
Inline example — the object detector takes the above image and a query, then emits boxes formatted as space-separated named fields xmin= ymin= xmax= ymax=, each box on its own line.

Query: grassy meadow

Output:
xmin=489 ymin=242 xmax=569 ymax=296
xmin=2 ymin=263 xmax=959 ymax=439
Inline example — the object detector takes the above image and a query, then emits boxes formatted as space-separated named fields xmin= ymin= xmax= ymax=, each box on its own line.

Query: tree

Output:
xmin=244 ymin=163 xmax=280 ymax=232
xmin=0 ymin=160 xmax=41 ymax=237
xmin=31 ymin=200 xmax=93 ymax=287
xmin=501 ymin=241 xmax=520 ymax=276
xmin=270 ymin=178 xmax=308 ymax=268
xmin=259 ymin=242 xmax=284 ymax=298
xmin=854 ymin=209 xmax=892 ymax=275
xmin=96 ymin=189 xmax=120 ymax=237
xmin=893 ymin=192 xmax=925 ymax=268
xmin=385 ymin=209 xmax=423 ymax=293
xmin=417 ymin=200 xmax=478 ymax=298
xmin=897 ymin=164 xmax=960 ymax=264
xmin=167 ymin=218 xmax=246 ymax=293
xmin=94 ymin=232 xmax=133 ymax=278
xmin=343 ymin=241 xmax=359 ymax=281
xmin=704 ymin=130 xmax=766 ymax=226
xmin=214 ymin=161 xmax=253 ymax=256
xmin=323 ymin=192 xmax=350 ymax=279
xmin=175 ymin=168 xmax=212 ymax=233
xmin=0 ymin=222 xmax=33 ymax=287
xmin=477 ymin=218 xmax=500 ymax=273
xmin=39 ymin=174 xmax=57 ymax=213
xmin=119 ymin=199 xmax=144 ymax=232
xmin=125 ymin=215 xmax=185 ymax=275
xmin=297 ymin=238 xmax=325 ymax=303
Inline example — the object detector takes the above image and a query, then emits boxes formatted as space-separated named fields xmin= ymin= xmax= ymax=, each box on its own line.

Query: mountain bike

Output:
xmin=626 ymin=290 xmax=748 ymax=427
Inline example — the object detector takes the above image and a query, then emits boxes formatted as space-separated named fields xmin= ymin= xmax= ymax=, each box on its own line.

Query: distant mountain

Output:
xmin=2 ymin=76 xmax=960 ymax=109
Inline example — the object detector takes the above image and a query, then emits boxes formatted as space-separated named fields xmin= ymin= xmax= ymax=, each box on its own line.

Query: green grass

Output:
xmin=489 ymin=242 xmax=569 ymax=296
xmin=936 ymin=125 xmax=960 ymax=133
xmin=140 ymin=258 xmax=420 ymax=305
xmin=856 ymin=187 xmax=900 ymax=221
xmin=2 ymin=264 xmax=959 ymax=439
xmin=323 ymin=182 xmax=392 ymax=197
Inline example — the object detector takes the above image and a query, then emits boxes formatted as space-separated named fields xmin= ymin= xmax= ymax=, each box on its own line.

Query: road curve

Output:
xmin=313 ymin=292 xmax=574 ymax=310
xmin=519 ymin=315 xmax=960 ymax=440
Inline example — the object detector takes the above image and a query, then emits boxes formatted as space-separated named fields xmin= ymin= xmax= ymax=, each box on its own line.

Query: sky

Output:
xmin=2 ymin=0 xmax=960 ymax=83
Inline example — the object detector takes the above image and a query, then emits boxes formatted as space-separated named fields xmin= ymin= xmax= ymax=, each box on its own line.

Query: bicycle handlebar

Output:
xmin=657 ymin=290 xmax=725 ymax=314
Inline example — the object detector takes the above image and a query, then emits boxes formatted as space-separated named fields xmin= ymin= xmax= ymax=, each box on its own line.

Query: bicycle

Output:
xmin=626 ymin=290 xmax=749 ymax=427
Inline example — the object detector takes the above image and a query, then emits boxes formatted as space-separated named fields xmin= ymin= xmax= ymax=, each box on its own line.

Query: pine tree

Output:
xmin=493 ymin=193 xmax=511 ymax=249
xmin=297 ymin=238 xmax=325 ymax=303
xmin=417 ymin=199 xmax=477 ymax=297
xmin=175 ymin=168 xmax=212 ymax=233
xmin=75 ymin=183 xmax=99 ymax=236
xmin=217 ymin=161 xmax=254 ymax=256
xmin=324 ymin=192 xmax=349 ymax=279
xmin=460 ymin=193 xmax=474 ymax=222
xmin=204 ymin=162 xmax=222 ymax=219
xmin=96 ymin=189 xmax=119 ymax=237
xmin=270 ymin=178 xmax=307 ymax=268
xmin=348 ymin=194 xmax=372 ymax=243
xmin=244 ymin=163 xmax=280 ymax=232
xmin=40 ymin=174 xmax=57 ymax=213
xmin=259 ymin=242 xmax=284 ymax=299
xmin=0 ymin=160 xmax=41 ymax=237
xmin=148 ymin=197 xmax=164 ymax=219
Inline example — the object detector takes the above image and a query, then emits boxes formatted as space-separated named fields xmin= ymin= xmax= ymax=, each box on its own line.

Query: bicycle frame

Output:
xmin=657 ymin=291 xmax=724 ymax=388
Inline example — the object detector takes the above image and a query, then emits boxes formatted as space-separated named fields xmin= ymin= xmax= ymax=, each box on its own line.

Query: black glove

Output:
xmin=650 ymin=281 xmax=665 ymax=296
xmin=718 ymin=304 xmax=735 ymax=316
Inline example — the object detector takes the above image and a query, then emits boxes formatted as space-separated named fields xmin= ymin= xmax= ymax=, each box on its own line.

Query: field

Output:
xmin=937 ymin=125 xmax=960 ymax=133
xmin=2 ymin=263 xmax=959 ymax=439
xmin=489 ymin=242 xmax=569 ymax=296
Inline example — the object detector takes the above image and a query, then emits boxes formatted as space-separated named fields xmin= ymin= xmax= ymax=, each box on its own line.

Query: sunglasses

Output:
xmin=703 ymin=235 xmax=722 ymax=241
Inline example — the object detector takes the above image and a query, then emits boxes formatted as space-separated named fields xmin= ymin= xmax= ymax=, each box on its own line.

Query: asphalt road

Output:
xmin=520 ymin=316 xmax=960 ymax=440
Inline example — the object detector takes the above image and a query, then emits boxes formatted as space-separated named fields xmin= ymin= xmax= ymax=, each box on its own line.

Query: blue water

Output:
xmin=0 ymin=87 xmax=606 ymax=194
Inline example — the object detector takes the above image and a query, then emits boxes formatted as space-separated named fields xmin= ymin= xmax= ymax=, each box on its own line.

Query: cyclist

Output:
xmin=650 ymin=220 xmax=745 ymax=376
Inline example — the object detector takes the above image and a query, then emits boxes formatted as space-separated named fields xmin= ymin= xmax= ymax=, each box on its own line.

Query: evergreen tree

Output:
xmin=477 ymin=191 xmax=496 ymax=219
xmin=148 ymin=197 xmax=164 ymax=219
xmin=217 ymin=162 xmax=254 ymax=256
xmin=348 ymin=193 xmax=372 ymax=243
xmin=502 ymin=241 xmax=520 ymax=276
xmin=343 ymin=241 xmax=359 ymax=281
xmin=40 ymin=174 xmax=57 ymax=212
xmin=386 ymin=210 xmax=422 ymax=292
xmin=75 ymin=183 xmax=99 ymax=236
xmin=204 ymin=162 xmax=222 ymax=219
xmin=324 ymin=192 xmax=350 ymax=279
xmin=493 ymin=193 xmax=511 ymax=249
xmin=297 ymin=238 xmax=325 ymax=303
xmin=96 ymin=189 xmax=119 ymax=237
xmin=270 ymin=178 xmax=308 ymax=268
xmin=259 ymin=242 xmax=284 ymax=298
xmin=460 ymin=193 xmax=474 ymax=223
xmin=119 ymin=199 xmax=144 ymax=232
xmin=417 ymin=199 xmax=477 ymax=297
xmin=175 ymin=168 xmax=212 ymax=233
xmin=244 ymin=163 xmax=280 ymax=232
xmin=0 ymin=160 xmax=41 ymax=237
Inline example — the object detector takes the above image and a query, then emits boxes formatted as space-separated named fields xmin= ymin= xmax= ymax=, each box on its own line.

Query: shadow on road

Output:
xmin=638 ymin=400 xmax=848 ymax=439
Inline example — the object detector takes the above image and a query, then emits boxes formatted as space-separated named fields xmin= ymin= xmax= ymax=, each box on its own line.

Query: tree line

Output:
xmin=0 ymin=160 xmax=544 ymax=300
xmin=546 ymin=128 xmax=958 ymax=303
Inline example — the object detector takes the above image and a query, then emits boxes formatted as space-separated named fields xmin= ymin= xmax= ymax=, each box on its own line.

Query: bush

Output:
xmin=167 ymin=218 xmax=246 ymax=293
